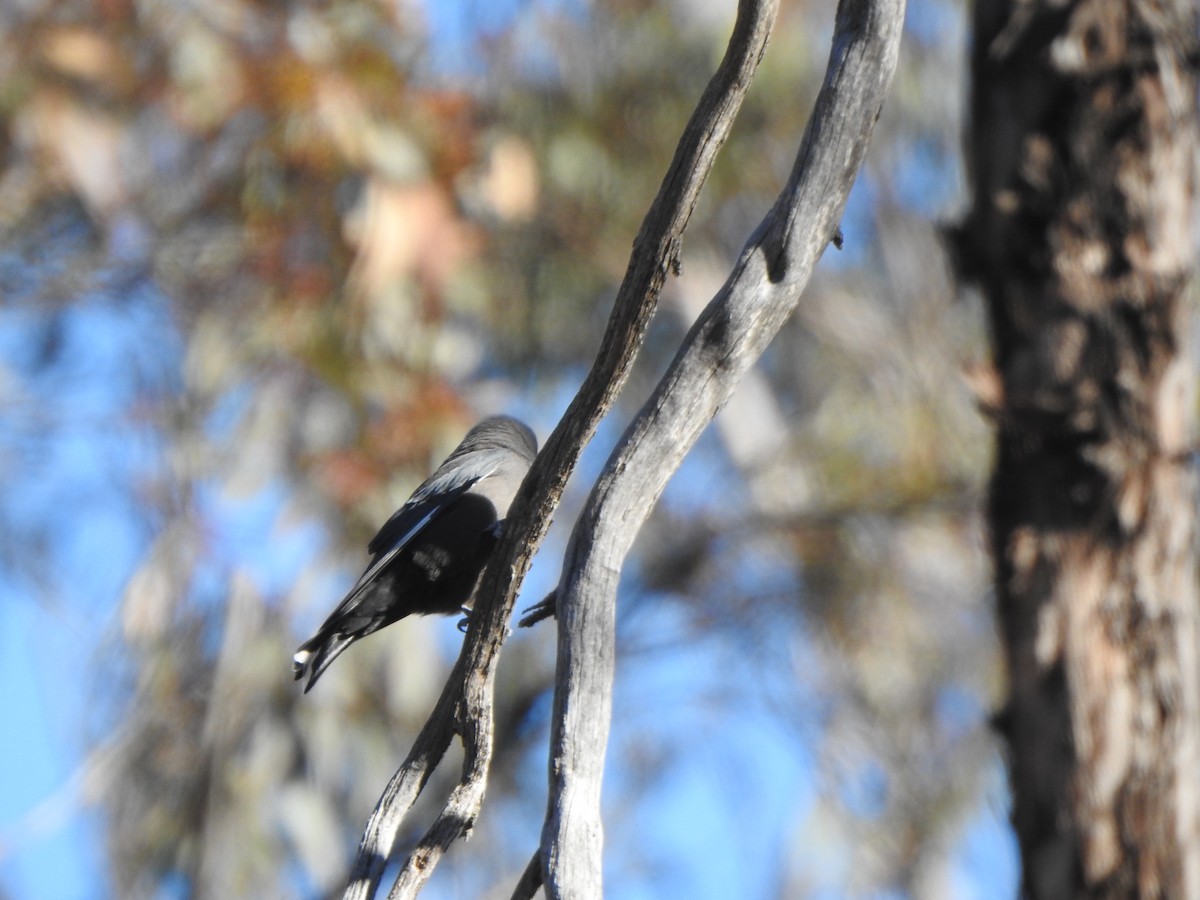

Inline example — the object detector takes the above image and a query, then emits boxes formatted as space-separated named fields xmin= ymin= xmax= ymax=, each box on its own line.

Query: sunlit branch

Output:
xmin=342 ymin=0 xmax=779 ymax=893
xmin=535 ymin=0 xmax=905 ymax=895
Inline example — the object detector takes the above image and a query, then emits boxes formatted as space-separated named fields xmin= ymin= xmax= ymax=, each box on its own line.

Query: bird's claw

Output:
xmin=457 ymin=608 xmax=512 ymax=637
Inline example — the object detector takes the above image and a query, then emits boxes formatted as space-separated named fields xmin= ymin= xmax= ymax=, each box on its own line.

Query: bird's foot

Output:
xmin=456 ymin=611 xmax=512 ymax=637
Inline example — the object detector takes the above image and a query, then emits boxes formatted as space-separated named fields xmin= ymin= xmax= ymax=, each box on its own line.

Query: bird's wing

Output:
xmin=307 ymin=493 xmax=463 ymax=630
xmin=339 ymin=449 xmax=511 ymax=604
xmin=365 ymin=486 xmax=466 ymax=559
xmin=366 ymin=461 xmax=489 ymax=556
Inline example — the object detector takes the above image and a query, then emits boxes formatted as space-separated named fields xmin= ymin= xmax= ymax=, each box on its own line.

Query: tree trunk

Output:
xmin=960 ymin=0 xmax=1200 ymax=897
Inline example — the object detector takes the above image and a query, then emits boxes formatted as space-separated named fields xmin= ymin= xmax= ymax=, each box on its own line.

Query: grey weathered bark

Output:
xmin=959 ymin=0 xmax=1200 ymax=896
xmin=534 ymin=0 xmax=905 ymax=896
xmin=342 ymin=0 xmax=777 ymax=895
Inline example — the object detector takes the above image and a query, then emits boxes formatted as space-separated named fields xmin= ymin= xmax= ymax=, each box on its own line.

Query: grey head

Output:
xmin=449 ymin=415 xmax=538 ymax=466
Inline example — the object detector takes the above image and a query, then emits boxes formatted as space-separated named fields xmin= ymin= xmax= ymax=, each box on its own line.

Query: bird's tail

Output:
xmin=292 ymin=630 xmax=355 ymax=694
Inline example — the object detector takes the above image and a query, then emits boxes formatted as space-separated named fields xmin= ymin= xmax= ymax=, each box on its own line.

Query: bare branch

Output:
xmin=537 ymin=0 xmax=906 ymax=895
xmin=342 ymin=0 xmax=778 ymax=894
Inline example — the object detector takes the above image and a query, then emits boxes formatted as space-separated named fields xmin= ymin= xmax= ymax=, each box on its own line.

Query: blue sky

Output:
xmin=0 ymin=1 xmax=1021 ymax=897
xmin=0 ymin=291 xmax=163 ymax=900
xmin=0 ymin=280 xmax=1018 ymax=900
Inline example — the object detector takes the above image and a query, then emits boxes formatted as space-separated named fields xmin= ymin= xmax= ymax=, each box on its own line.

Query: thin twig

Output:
xmin=510 ymin=851 xmax=543 ymax=900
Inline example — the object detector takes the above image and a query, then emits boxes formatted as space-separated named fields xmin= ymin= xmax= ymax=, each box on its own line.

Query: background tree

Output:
xmin=2 ymin=0 xmax=1016 ymax=898
xmin=958 ymin=0 xmax=1200 ymax=896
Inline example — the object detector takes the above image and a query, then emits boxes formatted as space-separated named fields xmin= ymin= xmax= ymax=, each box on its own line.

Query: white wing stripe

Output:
xmin=352 ymin=505 xmax=440 ymax=592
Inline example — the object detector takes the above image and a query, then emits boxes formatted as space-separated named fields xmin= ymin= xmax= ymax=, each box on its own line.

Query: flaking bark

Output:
xmin=959 ymin=0 xmax=1200 ymax=896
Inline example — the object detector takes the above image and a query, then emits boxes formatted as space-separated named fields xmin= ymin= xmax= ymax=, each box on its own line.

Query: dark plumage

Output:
xmin=293 ymin=415 xmax=538 ymax=692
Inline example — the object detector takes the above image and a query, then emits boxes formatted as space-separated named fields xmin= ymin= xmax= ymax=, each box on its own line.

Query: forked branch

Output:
xmin=343 ymin=0 xmax=778 ymax=895
xmin=533 ymin=0 xmax=905 ymax=896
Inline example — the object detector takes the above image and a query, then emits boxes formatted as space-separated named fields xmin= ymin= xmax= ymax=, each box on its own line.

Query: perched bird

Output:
xmin=293 ymin=415 xmax=538 ymax=693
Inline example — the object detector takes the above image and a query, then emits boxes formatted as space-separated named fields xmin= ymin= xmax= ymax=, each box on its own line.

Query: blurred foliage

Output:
xmin=0 ymin=0 xmax=1005 ymax=897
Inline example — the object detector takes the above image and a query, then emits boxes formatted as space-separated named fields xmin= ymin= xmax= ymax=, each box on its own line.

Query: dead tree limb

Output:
xmin=536 ymin=0 xmax=905 ymax=896
xmin=343 ymin=0 xmax=777 ymax=894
